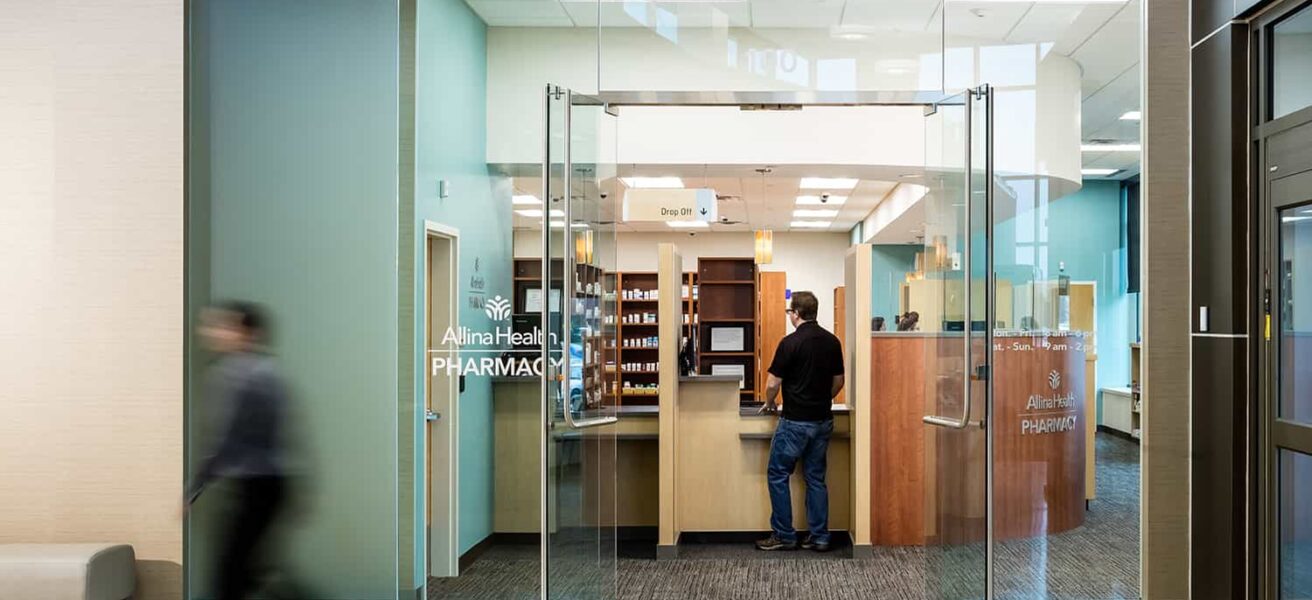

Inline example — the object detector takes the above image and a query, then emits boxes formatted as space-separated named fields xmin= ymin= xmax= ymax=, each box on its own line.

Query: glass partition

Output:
xmin=914 ymin=88 xmax=989 ymax=599
xmin=186 ymin=1 xmax=403 ymax=597
xmin=544 ymin=85 xmax=619 ymax=600
xmin=598 ymin=0 xmax=945 ymax=93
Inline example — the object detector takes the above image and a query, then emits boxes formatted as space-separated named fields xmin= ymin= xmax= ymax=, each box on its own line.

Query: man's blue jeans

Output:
xmin=767 ymin=417 xmax=834 ymax=544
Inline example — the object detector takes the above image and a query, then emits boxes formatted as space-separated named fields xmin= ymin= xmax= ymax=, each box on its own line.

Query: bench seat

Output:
xmin=0 ymin=544 xmax=135 ymax=600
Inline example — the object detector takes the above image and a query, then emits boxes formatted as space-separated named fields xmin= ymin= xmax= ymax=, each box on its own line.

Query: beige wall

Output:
xmin=0 ymin=2 xmax=184 ymax=599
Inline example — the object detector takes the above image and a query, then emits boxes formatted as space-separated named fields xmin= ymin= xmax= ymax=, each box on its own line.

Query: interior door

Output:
xmin=542 ymin=84 xmax=619 ymax=600
xmin=919 ymin=86 xmax=993 ymax=599
xmin=1264 ymin=120 xmax=1312 ymax=600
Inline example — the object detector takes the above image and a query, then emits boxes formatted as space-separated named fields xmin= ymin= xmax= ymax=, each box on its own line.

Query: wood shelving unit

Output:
xmin=612 ymin=271 xmax=697 ymax=406
xmin=514 ymin=258 xmax=615 ymax=408
xmin=697 ymin=258 xmax=758 ymax=404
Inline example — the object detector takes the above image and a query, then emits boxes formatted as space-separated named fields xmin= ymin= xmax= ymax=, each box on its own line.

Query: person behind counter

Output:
xmin=755 ymin=291 xmax=845 ymax=553
xmin=897 ymin=311 xmax=920 ymax=331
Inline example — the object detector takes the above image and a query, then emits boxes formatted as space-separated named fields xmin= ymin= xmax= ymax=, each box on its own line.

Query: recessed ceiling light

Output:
xmin=513 ymin=194 xmax=541 ymax=205
xmin=1119 ymin=111 xmax=1141 ymax=121
xmin=794 ymin=209 xmax=839 ymax=218
xmin=549 ymin=220 xmax=565 ymax=228
xmin=517 ymin=209 xmax=564 ymax=218
xmin=830 ymin=25 xmax=875 ymax=40
xmin=1282 ymin=216 xmax=1312 ymax=223
xmin=796 ymin=195 xmax=847 ymax=205
xmin=1082 ymin=168 xmax=1119 ymax=176
xmin=622 ymin=177 xmax=683 ymax=189
xmin=1081 ymin=143 xmax=1140 ymax=152
xmin=790 ymin=221 xmax=832 ymax=229
xmin=799 ymin=177 xmax=858 ymax=190
xmin=666 ymin=221 xmax=709 ymax=228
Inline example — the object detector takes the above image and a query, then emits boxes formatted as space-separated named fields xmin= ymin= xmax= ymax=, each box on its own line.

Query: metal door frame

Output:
xmin=1253 ymin=2 xmax=1312 ymax=596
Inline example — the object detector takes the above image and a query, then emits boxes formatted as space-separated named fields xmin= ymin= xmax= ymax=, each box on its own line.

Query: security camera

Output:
xmin=820 ymin=193 xmax=831 ymax=203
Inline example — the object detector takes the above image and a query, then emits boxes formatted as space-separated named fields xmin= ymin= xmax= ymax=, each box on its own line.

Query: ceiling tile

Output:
xmin=944 ymin=1 xmax=1032 ymax=40
xmin=841 ymin=0 xmax=941 ymax=32
xmin=1006 ymin=3 xmax=1123 ymax=53
xmin=470 ymin=0 xmax=574 ymax=25
xmin=749 ymin=0 xmax=846 ymax=28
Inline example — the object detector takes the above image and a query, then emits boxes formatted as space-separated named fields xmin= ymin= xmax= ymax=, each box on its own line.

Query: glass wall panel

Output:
xmin=186 ymin=1 xmax=403 ymax=597
xmin=1279 ymin=449 xmax=1312 ymax=598
xmin=544 ymin=88 xmax=620 ymax=600
xmin=1273 ymin=5 xmax=1312 ymax=120
xmin=598 ymin=0 xmax=944 ymax=93
xmin=1280 ymin=205 xmax=1312 ymax=424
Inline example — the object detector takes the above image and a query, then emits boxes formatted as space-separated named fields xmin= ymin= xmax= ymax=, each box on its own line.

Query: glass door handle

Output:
xmin=926 ymin=88 xmax=975 ymax=431
xmin=425 ymin=409 xmax=441 ymax=422
xmin=560 ymin=90 xmax=616 ymax=433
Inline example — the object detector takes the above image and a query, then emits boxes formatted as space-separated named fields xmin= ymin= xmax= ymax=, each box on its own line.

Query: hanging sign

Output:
xmin=622 ymin=188 xmax=718 ymax=223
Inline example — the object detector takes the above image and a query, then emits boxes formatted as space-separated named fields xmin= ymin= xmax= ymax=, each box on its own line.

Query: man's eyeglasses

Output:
xmin=785 ymin=309 xmax=796 ymax=315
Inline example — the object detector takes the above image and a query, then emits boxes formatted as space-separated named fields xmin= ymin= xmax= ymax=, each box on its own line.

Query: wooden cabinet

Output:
xmin=697 ymin=258 xmax=758 ymax=403
xmin=757 ymin=272 xmax=787 ymax=403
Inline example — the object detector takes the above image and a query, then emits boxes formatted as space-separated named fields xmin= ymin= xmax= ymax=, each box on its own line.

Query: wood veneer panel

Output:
xmin=833 ymin=286 xmax=847 ymax=353
xmin=992 ymin=335 xmax=1087 ymax=539
xmin=870 ymin=336 xmax=929 ymax=545
xmin=758 ymin=272 xmax=788 ymax=403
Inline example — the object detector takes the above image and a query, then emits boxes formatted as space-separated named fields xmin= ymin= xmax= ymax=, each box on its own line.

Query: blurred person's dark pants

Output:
xmin=217 ymin=476 xmax=286 ymax=600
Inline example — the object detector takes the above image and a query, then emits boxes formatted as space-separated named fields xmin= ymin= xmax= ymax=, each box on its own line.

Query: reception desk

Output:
xmin=491 ymin=376 xmax=853 ymax=552
xmin=869 ymin=331 xmax=1087 ymax=546
xmin=671 ymin=376 xmax=851 ymax=538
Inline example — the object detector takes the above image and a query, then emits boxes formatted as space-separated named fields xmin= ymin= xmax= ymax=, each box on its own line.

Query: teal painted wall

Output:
xmin=871 ymin=244 xmax=920 ymax=326
xmin=187 ymin=1 xmax=401 ymax=597
xmin=415 ymin=0 xmax=512 ymax=562
xmin=994 ymin=179 xmax=1134 ymax=422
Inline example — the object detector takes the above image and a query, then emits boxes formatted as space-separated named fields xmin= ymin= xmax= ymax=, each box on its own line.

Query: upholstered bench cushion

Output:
xmin=0 ymin=544 xmax=135 ymax=600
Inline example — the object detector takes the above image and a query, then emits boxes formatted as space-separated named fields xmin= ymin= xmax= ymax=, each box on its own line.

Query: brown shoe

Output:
xmin=755 ymin=535 xmax=798 ymax=551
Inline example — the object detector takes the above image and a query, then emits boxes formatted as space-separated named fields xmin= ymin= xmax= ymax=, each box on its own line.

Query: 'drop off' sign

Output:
xmin=622 ymin=188 xmax=718 ymax=223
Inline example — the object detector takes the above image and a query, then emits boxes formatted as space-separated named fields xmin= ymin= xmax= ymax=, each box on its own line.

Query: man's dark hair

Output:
xmin=219 ymin=300 xmax=270 ymax=341
xmin=790 ymin=291 xmax=819 ymax=321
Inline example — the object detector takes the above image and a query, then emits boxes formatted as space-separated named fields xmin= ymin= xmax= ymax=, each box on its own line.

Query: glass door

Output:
xmin=543 ymin=84 xmax=619 ymax=600
xmin=918 ymin=86 xmax=993 ymax=599
xmin=1264 ymin=137 xmax=1312 ymax=600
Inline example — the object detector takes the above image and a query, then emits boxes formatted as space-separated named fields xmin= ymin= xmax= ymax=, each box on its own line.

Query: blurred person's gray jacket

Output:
xmin=187 ymin=351 xmax=292 ymax=501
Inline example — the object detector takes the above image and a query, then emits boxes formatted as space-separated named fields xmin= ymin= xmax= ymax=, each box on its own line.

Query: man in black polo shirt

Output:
xmin=755 ymin=291 xmax=845 ymax=552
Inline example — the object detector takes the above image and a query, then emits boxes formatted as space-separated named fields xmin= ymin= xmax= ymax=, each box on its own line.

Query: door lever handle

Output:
xmin=425 ymin=409 xmax=441 ymax=422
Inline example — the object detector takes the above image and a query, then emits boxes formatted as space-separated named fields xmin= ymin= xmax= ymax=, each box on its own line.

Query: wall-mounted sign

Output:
xmin=622 ymin=188 xmax=718 ymax=223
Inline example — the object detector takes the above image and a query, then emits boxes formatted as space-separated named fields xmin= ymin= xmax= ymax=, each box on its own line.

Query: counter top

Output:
xmin=679 ymin=374 xmax=742 ymax=383
xmin=870 ymin=329 xmax=1091 ymax=339
xmin=738 ymin=403 xmax=851 ymax=417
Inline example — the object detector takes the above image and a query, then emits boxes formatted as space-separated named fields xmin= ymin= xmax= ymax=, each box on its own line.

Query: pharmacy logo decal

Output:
xmin=430 ymin=294 xmax=558 ymax=379
xmin=1048 ymin=370 xmax=1061 ymax=390
xmin=484 ymin=295 xmax=512 ymax=321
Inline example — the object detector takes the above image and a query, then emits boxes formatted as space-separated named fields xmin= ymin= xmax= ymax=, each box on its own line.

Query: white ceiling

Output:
xmin=512 ymin=171 xmax=900 ymax=232
xmin=482 ymin=0 xmax=1141 ymax=238
xmin=469 ymin=0 xmax=1142 ymax=180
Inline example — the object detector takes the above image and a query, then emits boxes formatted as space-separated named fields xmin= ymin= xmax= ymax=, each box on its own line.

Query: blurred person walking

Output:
xmin=186 ymin=301 xmax=297 ymax=600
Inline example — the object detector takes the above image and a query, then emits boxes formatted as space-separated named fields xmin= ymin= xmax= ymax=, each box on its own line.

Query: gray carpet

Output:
xmin=430 ymin=432 xmax=1141 ymax=599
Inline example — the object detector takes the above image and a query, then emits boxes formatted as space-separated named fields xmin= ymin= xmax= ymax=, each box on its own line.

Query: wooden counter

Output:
xmin=672 ymin=378 xmax=851 ymax=537
xmin=869 ymin=332 xmax=1086 ymax=546
xmin=492 ymin=378 xmax=660 ymax=534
